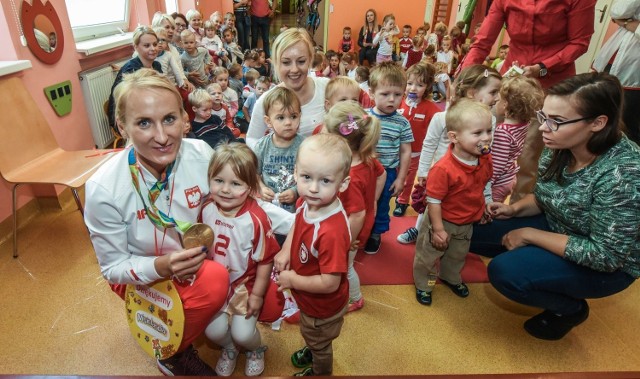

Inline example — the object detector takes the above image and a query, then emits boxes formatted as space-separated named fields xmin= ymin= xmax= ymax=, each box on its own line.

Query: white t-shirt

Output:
xmin=245 ymin=76 xmax=329 ymax=148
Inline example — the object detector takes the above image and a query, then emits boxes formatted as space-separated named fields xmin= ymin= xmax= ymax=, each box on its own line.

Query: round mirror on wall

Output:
xmin=21 ymin=0 xmax=64 ymax=64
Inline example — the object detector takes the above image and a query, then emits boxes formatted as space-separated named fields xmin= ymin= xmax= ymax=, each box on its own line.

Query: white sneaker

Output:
xmin=215 ymin=347 xmax=239 ymax=376
xmin=245 ymin=346 xmax=267 ymax=376
xmin=397 ymin=227 xmax=418 ymax=244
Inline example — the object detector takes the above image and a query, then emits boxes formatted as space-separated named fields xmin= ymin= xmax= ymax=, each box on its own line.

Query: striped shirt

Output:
xmin=490 ymin=122 xmax=530 ymax=187
xmin=368 ymin=108 xmax=414 ymax=168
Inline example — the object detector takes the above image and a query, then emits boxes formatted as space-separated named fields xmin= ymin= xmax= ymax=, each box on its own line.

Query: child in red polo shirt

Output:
xmin=274 ymin=133 xmax=352 ymax=376
xmin=413 ymin=99 xmax=493 ymax=306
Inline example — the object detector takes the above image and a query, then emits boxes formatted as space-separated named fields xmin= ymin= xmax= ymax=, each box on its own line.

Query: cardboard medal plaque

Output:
xmin=125 ymin=280 xmax=184 ymax=359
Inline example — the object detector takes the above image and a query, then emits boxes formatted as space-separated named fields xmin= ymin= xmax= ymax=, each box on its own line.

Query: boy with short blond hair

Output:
xmin=364 ymin=62 xmax=413 ymax=253
xmin=180 ymin=29 xmax=212 ymax=88
xmin=188 ymin=88 xmax=235 ymax=148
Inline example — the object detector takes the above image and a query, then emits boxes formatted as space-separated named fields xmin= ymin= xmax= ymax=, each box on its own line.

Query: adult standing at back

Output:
xmin=592 ymin=0 xmax=640 ymax=146
xmin=245 ymin=28 xmax=329 ymax=148
xmin=251 ymin=0 xmax=275 ymax=58
xmin=460 ymin=0 xmax=596 ymax=202
xmin=358 ymin=9 xmax=381 ymax=66
xmin=234 ymin=0 xmax=252 ymax=50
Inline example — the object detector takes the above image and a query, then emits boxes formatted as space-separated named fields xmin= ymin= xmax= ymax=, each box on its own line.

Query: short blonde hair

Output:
xmin=325 ymin=77 xmax=361 ymax=101
xmin=207 ymin=142 xmax=260 ymax=194
xmin=324 ymin=101 xmax=380 ymax=164
xmin=188 ymin=88 xmax=213 ymax=108
xmin=262 ymin=87 xmax=301 ymax=115
xmin=185 ymin=9 xmax=201 ymax=22
xmin=180 ymin=29 xmax=195 ymax=41
xmin=133 ymin=25 xmax=157 ymax=46
xmin=244 ymin=68 xmax=260 ymax=83
xmin=297 ymin=134 xmax=352 ymax=179
xmin=500 ymin=75 xmax=544 ymax=122
xmin=446 ymin=98 xmax=491 ymax=133
xmin=114 ymin=69 xmax=184 ymax=126
xmin=272 ymin=28 xmax=314 ymax=69
xmin=369 ymin=61 xmax=406 ymax=92
xmin=151 ymin=12 xmax=175 ymax=28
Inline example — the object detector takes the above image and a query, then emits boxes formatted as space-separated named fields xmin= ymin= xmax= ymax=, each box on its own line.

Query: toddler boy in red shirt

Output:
xmin=413 ymin=99 xmax=493 ymax=306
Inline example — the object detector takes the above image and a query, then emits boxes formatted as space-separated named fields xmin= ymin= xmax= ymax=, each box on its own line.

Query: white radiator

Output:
xmin=79 ymin=59 xmax=128 ymax=148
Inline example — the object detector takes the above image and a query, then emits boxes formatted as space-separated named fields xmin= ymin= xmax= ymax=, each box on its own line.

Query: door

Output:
xmin=432 ymin=0 xmax=452 ymax=26
xmin=575 ymin=0 xmax=614 ymax=74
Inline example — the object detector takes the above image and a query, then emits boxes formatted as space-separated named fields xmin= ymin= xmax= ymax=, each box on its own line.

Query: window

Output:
xmin=65 ymin=0 xmax=130 ymax=41
xmin=164 ymin=0 xmax=178 ymax=15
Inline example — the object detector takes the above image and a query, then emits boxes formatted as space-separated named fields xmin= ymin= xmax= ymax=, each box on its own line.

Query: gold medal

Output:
xmin=182 ymin=223 xmax=215 ymax=249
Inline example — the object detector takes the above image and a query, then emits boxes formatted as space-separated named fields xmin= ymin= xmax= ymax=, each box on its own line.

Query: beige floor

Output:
xmin=1 ymin=203 xmax=640 ymax=377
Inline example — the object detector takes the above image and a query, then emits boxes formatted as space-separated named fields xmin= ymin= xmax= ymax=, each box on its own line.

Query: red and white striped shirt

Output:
xmin=490 ymin=122 xmax=530 ymax=187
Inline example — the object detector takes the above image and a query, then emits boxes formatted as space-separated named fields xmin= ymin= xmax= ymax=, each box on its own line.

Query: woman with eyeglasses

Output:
xmin=470 ymin=72 xmax=640 ymax=341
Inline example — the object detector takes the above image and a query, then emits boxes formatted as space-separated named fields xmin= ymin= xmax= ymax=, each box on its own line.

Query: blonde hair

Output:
xmin=369 ymin=61 xmax=406 ymax=92
xmin=434 ymin=22 xmax=447 ymax=34
xmin=207 ymin=142 xmax=260 ymax=194
xmin=324 ymin=101 xmax=380 ymax=164
xmin=500 ymin=76 xmax=544 ymax=122
xmin=411 ymin=34 xmax=424 ymax=49
xmin=355 ymin=66 xmax=369 ymax=83
xmin=205 ymin=82 xmax=222 ymax=95
xmin=244 ymin=68 xmax=260 ymax=83
xmin=406 ymin=63 xmax=436 ymax=99
xmin=381 ymin=13 xmax=395 ymax=25
xmin=133 ymin=25 xmax=157 ymax=46
xmin=341 ymin=52 xmax=356 ymax=64
xmin=188 ymin=88 xmax=213 ymax=108
xmin=212 ymin=66 xmax=229 ymax=80
xmin=325 ymin=77 xmax=361 ymax=102
xmin=262 ymin=87 xmax=302 ymax=115
xmin=446 ymin=98 xmax=492 ymax=133
xmin=272 ymin=28 xmax=314 ymax=71
xmin=434 ymin=61 xmax=448 ymax=74
xmin=151 ymin=12 xmax=175 ymax=28
xmin=185 ymin=9 xmax=202 ymax=22
xmin=203 ymin=20 xmax=215 ymax=30
xmin=180 ymin=29 xmax=195 ymax=41
xmin=451 ymin=64 xmax=501 ymax=105
xmin=152 ymin=26 xmax=167 ymax=38
xmin=298 ymin=134 xmax=352 ymax=179
xmin=114 ymin=69 xmax=184 ymax=126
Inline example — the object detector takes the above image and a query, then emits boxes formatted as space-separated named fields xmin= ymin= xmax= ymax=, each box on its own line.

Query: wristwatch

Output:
xmin=537 ymin=62 xmax=548 ymax=77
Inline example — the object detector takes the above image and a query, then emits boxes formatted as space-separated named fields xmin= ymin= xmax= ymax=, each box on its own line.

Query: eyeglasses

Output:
xmin=536 ymin=110 xmax=594 ymax=132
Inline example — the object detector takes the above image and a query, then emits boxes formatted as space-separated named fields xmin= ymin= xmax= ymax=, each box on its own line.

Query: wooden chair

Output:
xmin=0 ymin=76 xmax=115 ymax=258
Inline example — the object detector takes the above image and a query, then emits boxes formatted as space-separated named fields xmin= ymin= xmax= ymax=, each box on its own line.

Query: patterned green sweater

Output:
xmin=534 ymin=136 xmax=640 ymax=278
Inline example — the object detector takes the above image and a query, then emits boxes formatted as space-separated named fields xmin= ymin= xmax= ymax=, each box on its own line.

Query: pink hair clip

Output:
xmin=339 ymin=114 xmax=359 ymax=136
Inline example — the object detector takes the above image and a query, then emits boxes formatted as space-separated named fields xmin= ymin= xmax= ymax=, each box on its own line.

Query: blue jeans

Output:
xmin=251 ymin=15 xmax=271 ymax=58
xmin=471 ymin=215 xmax=635 ymax=314
xmin=372 ymin=167 xmax=397 ymax=235
xmin=234 ymin=11 xmax=251 ymax=51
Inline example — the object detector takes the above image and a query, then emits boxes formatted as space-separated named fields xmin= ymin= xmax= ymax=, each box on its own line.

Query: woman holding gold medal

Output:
xmin=84 ymin=69 xmax=289 ymax=376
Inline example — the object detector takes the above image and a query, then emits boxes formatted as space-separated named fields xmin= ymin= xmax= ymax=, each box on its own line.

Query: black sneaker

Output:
xmin=294 ymin=367 xmax=314 ymax=376
xmin=416 ymin=288 xmax=432 ymax=306
xmin=393 ymin=202 xmax=409 ymax=217
xmin=524 ymin=300 xmax=589 ymax=340
xmin=440 ymin=278 xmax=469 ymax=298
xmin=364 ymin=234 xmax=381 ymax=255
xmin=157 ymin=345 xmax=217 ymax=376
xmin=291 ymin=346 xmax=313 ymax=368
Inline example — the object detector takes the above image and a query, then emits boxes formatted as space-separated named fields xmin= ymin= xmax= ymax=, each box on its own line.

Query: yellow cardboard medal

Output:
xmin=125 ymin=280 xmax=184 ymax=359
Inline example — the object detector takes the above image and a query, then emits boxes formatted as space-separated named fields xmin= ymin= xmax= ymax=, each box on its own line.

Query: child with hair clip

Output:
xmin=403 ymin=35 xmax=425 ymax=69
xmin=491 ymin=76 xmax=544 ymax=203
xmin=211 ymin=66 xmax=239 ymax=117
xmin=252 ymin=87 xmax=304 ymax=213
xmin=397 ymin=65 xmax=501 ymax=244
xmin=394 ymin=63 xmax=440 ymax=217
xmin=202 ymin=142 xmax=283 ymax=377
xmin=189 ymin=88 xmax=236 ymax=148
xmin=273 ymin=133 xmax=353 ymax=376
xmin=413 ymin=99 xmax=494 ymax=306
xmin=325 ymin=101 xmax=386 ymax=312
xmin=373 ymin=14 xmax=400 ymax=64
xmin=206 ymin=83 xmax=241 ymax=138
xmin=323 ymin=50 xmax=342 ymax=79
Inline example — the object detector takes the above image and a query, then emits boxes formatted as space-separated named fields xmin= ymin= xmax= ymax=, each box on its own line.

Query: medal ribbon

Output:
xmin=128 ymin=148 xmax=191 ymax=232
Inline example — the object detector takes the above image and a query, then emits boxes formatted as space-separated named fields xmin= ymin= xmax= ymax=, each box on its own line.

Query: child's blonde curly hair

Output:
xmin=500 ymin=76 xmax=544 ymax=123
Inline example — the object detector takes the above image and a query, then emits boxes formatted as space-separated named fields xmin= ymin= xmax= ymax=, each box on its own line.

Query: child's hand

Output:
xmin=276 ymin=269 xmax=296 ymax=291
xmin=246 ymin=293 xmax=264 ymax=319
xmin=274 ymin=249 xmax=290 ymax=272
xmin=260 ymin=186 xmax=276 ymax=202
xmin=430 ymin=229 xmax=449 ymax=251
xmin=389 ymin=177 xmax=404 ymax=197
xmin=417 ymin=177 xmax=426 ymax=186
xmin=278 ymin=189 xmax=296 ymax=204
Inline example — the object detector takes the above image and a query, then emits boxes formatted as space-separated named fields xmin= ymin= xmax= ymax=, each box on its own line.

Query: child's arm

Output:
xmin=246 ymin=262 xmax=272 ymax=318
xmin=389 ymin=142 xmax=412 ymax=196
xmin=277 ymin=271 xmax=341 ymax=294
xmin=427 ymin=202 xmax=449 ymax=251
xmin=322 ymin=65 xmax=331 ymax=77
xmin=417 ymin=115 xmax=446 ymax=184
xmin=242 ymin=105 xmax=251 ymax=123
xmin=348 ymin=211 xmax=366 ymax=247
xmin=372 ymin=31 xmax=383 ymax=47
xmin=274 ymin=224 xmax=294 ymax=272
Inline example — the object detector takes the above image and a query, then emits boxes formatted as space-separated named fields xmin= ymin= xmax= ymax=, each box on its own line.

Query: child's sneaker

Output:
xmin=397 ymin=227 xmax=418 ymax=244
xmin=364 ymin=234 xmax=381 ymax=254
xmin=245 ymin=346 xmax=267 ymax=376
xmin=291 ymin=346 xmax=313 ymax=368
xmin=215 ymin=347 xmax=239 ymax=376
xmin=157 ymin=345 xmax=217 ymax=376
xmin=347 ymin=297 xmax=364 ymax=312
xmin=294 ymin=367 xmax=314 ymax=376
xmin=415 ymin=288 xmax=432 ymax=306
